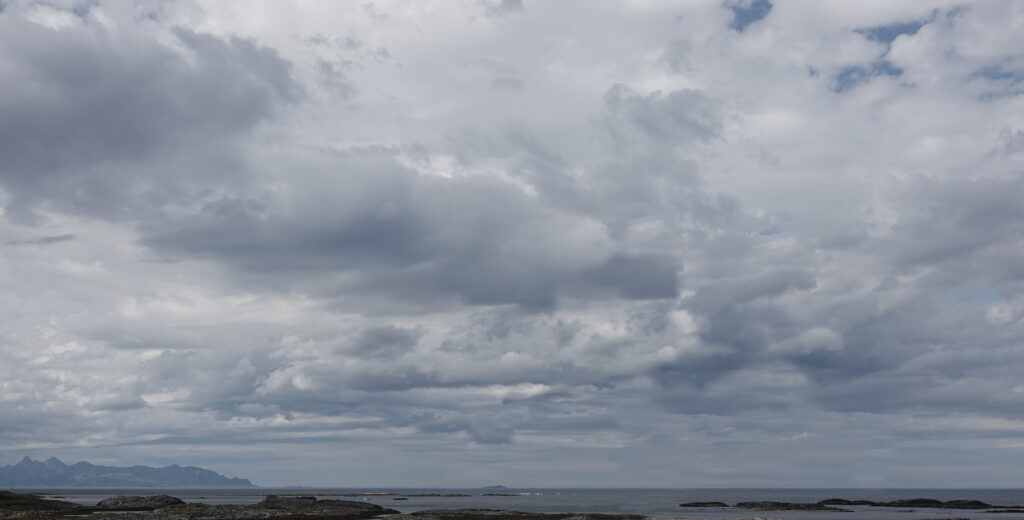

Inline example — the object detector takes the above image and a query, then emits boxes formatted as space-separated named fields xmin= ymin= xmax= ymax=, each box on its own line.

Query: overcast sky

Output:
xmin=2 ymin=0 xmax=1024 ymax=488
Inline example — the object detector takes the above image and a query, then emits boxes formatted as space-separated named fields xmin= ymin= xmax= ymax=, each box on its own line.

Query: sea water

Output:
xmin=20 ymin=488 xmax=1024 ymax=519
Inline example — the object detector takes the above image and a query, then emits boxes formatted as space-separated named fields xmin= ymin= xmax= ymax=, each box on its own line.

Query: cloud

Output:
xmin=5 ymin=233 xmax=75 ymax=245
xmin=0 ymin=15 xmax=296 ymax=222
xmin=2 ymin=0 xmax=1024 ymax=487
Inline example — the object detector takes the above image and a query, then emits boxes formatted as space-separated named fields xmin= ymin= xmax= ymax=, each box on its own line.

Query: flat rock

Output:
xmin=258 ymin=495 xmax=399 ymax=517
xmin=95 ymin=495 xmax=186 ymax=510
xmin=736 ymin=501 xmax=850 ymax=512
xmin=678 ymin=502 xmax=728 ymax=508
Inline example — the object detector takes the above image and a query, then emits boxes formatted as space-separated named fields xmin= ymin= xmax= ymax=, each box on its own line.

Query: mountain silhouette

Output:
xmin=0 ymin=456 xmax=255 ymax=487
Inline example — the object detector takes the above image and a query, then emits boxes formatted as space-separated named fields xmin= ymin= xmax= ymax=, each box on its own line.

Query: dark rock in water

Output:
xmin=818 ymin=499 xmax=880 ymax=506
xmin=0 ymin=490 xmax=85 ymax=513
xmin=257 ymin=495 xmax=399 ymax=517
xmin=678 ymin=502 xmax=728 ymax=508
xmin=405 ymin=509 xmax=645 ymax=520
xmin=394 ymin=498 xmax=409 ymax=501
xmin=95 ymin=495 xmax=186 ymax=510
xmin=884 ymin=499 xmax=945 ymax=508
xmin=816 ymin=498 xmax=995 ymax=510
xmin=736 ymin=501 xmax=851 ymax=512
xmin=941 ymin=500 xmax=994 ymax=509
xmin=261 ymin=496 xmax=319 ymax=509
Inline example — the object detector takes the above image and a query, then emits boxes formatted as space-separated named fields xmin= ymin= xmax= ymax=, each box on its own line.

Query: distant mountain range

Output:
xmin=0 ymin=456 xmax=255 ymax=488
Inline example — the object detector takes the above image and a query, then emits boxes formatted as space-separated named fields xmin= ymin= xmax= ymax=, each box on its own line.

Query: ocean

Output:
xmin=18 ymin=488 xmax=1024 ymax=519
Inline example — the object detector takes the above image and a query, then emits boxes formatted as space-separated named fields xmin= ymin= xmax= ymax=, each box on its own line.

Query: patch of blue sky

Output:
xmin=945 ymin=283 xmax=1003 ymax=309
xmin=728 ymin=0 xmax=772 ymax=33
xmin=971 ymin=65 xmax=1024 ymax=101
xmin=832 ymin=60 xmax=903 ymax=93
xmin=757 ymin=226 xmax=781 ymax=236
xmin=972 ymin=65 xmax=1024 ymax=83
xmin=856 ymin=20 xmax=926 ymax=45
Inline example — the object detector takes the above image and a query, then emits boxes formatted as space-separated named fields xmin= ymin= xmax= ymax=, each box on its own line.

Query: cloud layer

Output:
xmin=1 ymin=0 xmax=1024 ymax=487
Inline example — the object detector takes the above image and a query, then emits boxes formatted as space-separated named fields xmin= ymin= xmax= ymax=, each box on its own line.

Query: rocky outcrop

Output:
xmin=257 ymin=495 xmax=400 ymax=518
xmin=95 ymin=495 xmax=186 ymax=511
xmin=817 ymin=499 xmax=880 ymax=506
xmin=404 ymin=509 xmax=645 ymax=520
xmin=884 ymin=499 xmax=946 ymax=509
xmin=677 ymin=502 xmax=728 ymax=508
xmin=260 ymin=496 xmax=320 ymax=509
xmin=736 ymin=501 xmax=851 ymax=512
xmin=818 ymin=498 xmax=997 ymax=509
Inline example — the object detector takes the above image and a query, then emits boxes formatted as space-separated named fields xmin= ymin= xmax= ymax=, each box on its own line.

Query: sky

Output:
xmin=1 ymin=0 xmax=1024 ymax=488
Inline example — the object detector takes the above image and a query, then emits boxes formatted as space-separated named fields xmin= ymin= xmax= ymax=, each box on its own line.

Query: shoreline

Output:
xmin=7 ymin=491 xmax=1024 ymax=520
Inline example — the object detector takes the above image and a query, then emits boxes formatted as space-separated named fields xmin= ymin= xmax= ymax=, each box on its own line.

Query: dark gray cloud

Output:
xmin=602 ymin=85 xmax=722 ymax=149
xmin=587 ymin=254 xmax=679 ymax=300
xmin=0 ymin=17 xmax=296 ymax=221
xmin=138 ymin=87 xmax=719 ymax=311
xmin=482 ymin=0 xmax=524 ymax=18
xmin=5 ymin=233 xmax=75 ymax=245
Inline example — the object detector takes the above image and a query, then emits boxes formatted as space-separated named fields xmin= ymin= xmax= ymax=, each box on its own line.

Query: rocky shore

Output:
xmin=5 ymin=490 xmax=1024 ymax=520
xmin=0 ymin=492 xmax=644 ymax=520
xmin=678 ymin=497 xmax=1024 ymax=512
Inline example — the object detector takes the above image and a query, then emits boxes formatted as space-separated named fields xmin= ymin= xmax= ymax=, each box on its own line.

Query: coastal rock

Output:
xmin=257 ymin=495 xmax=399 ymax=517
xmin=678 ymin=502 xmax=728 ymax=508
xmin=818 ymin=499 xmax=879 ymax=506
xmin=95 ymin=495 xmax=186 ymax=510
xmin=337 ymin=493 xmax=471 ymax=498
xmin=406 ymin=509 xmax=645 ymax=520
xmin=260 ymin=496 xmax=319 ymax=509
xmin=936 ymin=500 xmax=993 ymax=509
xmin=736 ymin=501 xmax=850 ymax=512
xmin=882 ymin=498 xmax=996 ymax=509
xmin=884 ymin=499 xmax=945 ymax=509
xmin=816 ymin=498 xmax=997 ymax=510
xmin=0 ymin=491 xmax=84 ymax=513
